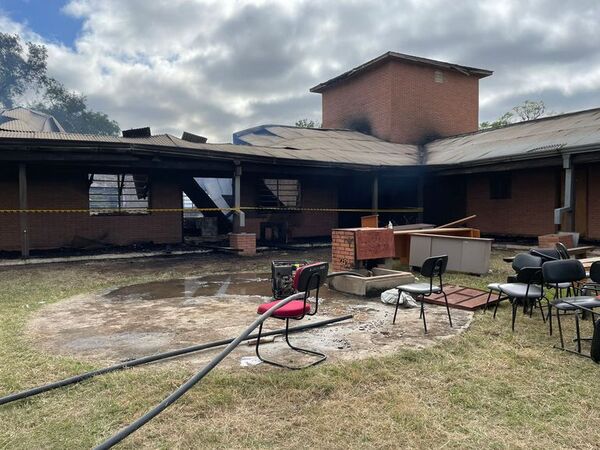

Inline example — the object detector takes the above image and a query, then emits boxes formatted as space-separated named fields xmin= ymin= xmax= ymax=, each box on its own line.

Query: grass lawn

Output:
xmin=1 ymin=250 xmax=600 ymax=449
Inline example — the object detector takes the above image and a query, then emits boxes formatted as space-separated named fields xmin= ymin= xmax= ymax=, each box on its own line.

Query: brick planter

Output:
xmin=538 ymin=233 xmax=574 ymax=249
xmin=229 ymin=233 xmax=256 ymax=256
xmin=332 ymin=228 xmax=395 ymax=272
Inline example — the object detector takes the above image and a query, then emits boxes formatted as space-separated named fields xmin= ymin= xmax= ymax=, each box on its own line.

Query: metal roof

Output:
xmin=233 ymin=125 xmax=419 ymax=166
xmin=2 ymin=108 xmax=600 ymax=171
xmin=426 ymin=108 xmax=600 ymax=166
xmin=0 ymin=128 xmax=417 ymax=169
xmin=310 ymin=51 xmax=493 ymax=93
xmin=0 ymin=107 xmax=65 ymax=132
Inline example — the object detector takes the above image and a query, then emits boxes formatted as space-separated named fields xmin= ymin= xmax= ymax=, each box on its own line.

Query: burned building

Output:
xmin=1 ymin=52 xmax=600 ymax=256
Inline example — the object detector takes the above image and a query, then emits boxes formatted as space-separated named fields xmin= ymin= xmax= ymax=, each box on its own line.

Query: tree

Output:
xmin=0 ymin=32 xmax=120 ymax=135
xmin=0 ymin=33 xmax=48 ymax=109
xmin=295 ymin=118 xmax=321 ymax=128
xmin=513 ymin=100 xmax=546 ymax=121
xmin=480 ymin=100 xmax=552 ymax=130
xmin=32 ymin=78 xmax=120 ymax=135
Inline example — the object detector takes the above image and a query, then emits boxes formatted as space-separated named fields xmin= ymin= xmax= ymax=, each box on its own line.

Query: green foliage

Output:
xmin=480 ymin=100 xmax=552 ymax=130
xmin=31 ymin=78 xmax=120 ymax=136
xmin=0 ymin=32 xmax=120 ymax=135
xmin=513 ymin=99 xmax=547 ymax=121
xmin=0 ymin=33 xmax=48 ymax=109
xmin=295 ymin=118 xmax=321 ymax=128
xmin=479 ymin=112 xmax=514 ymax=130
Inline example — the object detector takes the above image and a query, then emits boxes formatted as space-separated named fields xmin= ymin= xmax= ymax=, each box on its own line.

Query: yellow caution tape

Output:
xmin=0 ymin=207 xmax=423 ymax=214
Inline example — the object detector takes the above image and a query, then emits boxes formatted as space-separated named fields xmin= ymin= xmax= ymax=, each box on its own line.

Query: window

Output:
xmin=489 ymin=173 xmax=511 ymax=200
xmin=434 ymin=70 xmax=445 ymax=83
xmin=259 ymin=179 xmax=301 ymax=209
xmin=88 ymin=173 xmax=149 ymax=215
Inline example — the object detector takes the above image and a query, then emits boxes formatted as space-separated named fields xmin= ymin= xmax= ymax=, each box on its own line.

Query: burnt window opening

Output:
xmin=88 ymin=173 xmax=150 ymax=215
xmin=489 ymin=173 xmax=512 ymax=200
xmin=259 ymin=179 xmax=301 ymax=209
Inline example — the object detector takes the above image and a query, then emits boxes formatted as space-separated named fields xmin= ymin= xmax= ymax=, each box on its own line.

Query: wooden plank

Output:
xmin=438 ymin=215 xmax=477 ymax=229
xmin=421 ymin=285 xmax=492 ymax=311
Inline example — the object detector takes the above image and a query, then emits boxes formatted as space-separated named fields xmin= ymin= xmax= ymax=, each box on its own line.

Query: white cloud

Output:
xmin=2 ymin=0 xmax=600 ymax=140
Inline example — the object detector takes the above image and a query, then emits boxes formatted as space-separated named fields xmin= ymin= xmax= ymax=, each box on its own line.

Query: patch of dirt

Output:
xmin=26 ymin=270 xmax=473 ymax=370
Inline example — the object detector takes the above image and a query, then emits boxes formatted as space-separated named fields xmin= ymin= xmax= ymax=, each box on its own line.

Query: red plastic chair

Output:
xmin=255 ymin=262 xmax=329 ymax=369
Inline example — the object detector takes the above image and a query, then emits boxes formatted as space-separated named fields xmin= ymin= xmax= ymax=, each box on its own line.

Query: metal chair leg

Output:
xmin=512 ymin=300 xmax=518 ymax=332
xmin=420 ymin=298 xmax=428 ymax=334
xmin=493 ymin=295 xmax=502 ymax=319
xmin=575 ymin=312 xmax=582 ymax=354
xmin=256 ymin=319 xmax=326 ymax=370
xmin=556 ymin=309 xmax=565 ymax=349
xmin=442 ymin=291 xmax=453 ymax=327
xmin=393 ymin=289 xmax=401 ymax=324
xmin=484 ymin=290 xmax=493 ymax=313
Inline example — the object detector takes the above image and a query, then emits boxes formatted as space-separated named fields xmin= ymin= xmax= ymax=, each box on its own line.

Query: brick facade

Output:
xmin=465 ymin=168 xmax=559 ymax=237
xmin=586 ymin=163 xmax=600 ymax=240
xmin=320 ymin=59 xmax=480 ymax=144
xmin=331 ymin=229 xmax=356 ymax=272
xmin=331 ymin=228 xmax=395 ymax=271
xmin=229 ymin=233 xmax=256 ymax=256
xmin=0 ymin=165 xmax=182 ymax=252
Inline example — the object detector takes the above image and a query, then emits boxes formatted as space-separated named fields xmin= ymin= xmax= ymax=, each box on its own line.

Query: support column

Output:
xmin=232 ymin=162 xmax=244 ymax=232
xmin=554 ymin=155 xmax=575 ymax=231
xmin=19 ymin=163 xmax=29 ymax=258
xmin=371 ymin=174 xmax=379 ymax=213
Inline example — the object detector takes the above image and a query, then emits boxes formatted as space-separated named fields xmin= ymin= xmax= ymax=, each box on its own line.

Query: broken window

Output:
xmin=259 ymin=179 xmax=301 ymax=209
xmin=489 ymin=173 xmax=511 ymax=200
xmin=88 ymin=173 xmax=150 ymax=215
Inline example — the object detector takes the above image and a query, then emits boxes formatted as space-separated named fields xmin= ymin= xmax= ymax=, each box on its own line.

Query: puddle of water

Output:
xmin=105 ymin=273 xmax=342 ymax=302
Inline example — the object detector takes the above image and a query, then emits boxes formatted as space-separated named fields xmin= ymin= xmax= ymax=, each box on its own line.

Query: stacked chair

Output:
xmin=487 ymin=242 xmax=600 ymax=362
xmin=542 ymin=259 xmax=600 ymax=357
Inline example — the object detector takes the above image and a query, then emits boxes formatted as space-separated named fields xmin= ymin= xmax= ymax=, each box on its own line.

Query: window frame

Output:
xmin=258 ymin=178 xmax=301 ymax=211
xmin=88 ymin=173 xmax=151 ymax=216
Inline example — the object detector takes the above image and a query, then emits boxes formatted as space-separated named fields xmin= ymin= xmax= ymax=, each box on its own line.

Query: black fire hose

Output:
xmin=0 ymin=313 xmax=353 ymax=407
xmin=94 ymin=291 xmax=327 ymax=449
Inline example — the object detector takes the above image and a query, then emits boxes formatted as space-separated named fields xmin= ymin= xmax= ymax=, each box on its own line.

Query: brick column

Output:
xmin=332 ymin=229 xmax=356 ymax=271
xmin=229 ymin=232 xmax=256 ymax=256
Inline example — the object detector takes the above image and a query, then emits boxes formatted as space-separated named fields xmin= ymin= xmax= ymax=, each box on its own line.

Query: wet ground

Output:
xmin=26 ymin=271 xmax=473 ymax=369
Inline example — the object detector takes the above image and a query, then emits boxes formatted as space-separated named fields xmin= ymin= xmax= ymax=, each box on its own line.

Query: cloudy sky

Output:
xmin=1 ymin=0 xmax=599 ymax=142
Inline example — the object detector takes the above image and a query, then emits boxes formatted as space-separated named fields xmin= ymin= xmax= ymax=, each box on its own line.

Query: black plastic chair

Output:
xmin=542 ymin=259 xmax=600 ymax=352
xmin=530 ymin=248 xmax=560 ymax=263
xmin=255 ymin=262 xmax=329 ymax=369
xmin=393 ymin=255 xmax=451 ymax=333
xmin=499 ymin=265 xmax=546 ymax=331
xmin=485 ymin=253 xmax=542 ymax=315
xmin=555 ymin=242 xmax=570 ymax=260
xmin=580 ymin=261 xmax=600 ymax=296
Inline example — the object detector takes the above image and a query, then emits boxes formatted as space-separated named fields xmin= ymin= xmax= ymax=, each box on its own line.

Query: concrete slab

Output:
xmin=26 ymin=272 xmax=472 ymax=370
xmin=328 ymin=268 xmax=415 ymax=297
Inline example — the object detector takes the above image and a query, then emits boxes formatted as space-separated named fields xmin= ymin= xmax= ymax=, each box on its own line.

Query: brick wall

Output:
xmin=0 ymin=167 xmax=19 ymax=251
xmin=332 ymin=229 xmax=356 ymax=271
xmin=229 ymin=233 xmax=256 ymax=256
xmin=0 ymin=165 xmax=182 ymax=252
xmin=321 ymin=59 xmax=480 ymax=144
xmin=465 ymin=168 xmax=559 ymax=237
xmin=587 ymin=163 xmax=600 ymax=240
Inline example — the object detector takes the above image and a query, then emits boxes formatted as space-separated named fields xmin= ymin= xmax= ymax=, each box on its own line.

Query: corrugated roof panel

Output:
xmin=426 ymin=108 xmax=600 ymax=165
